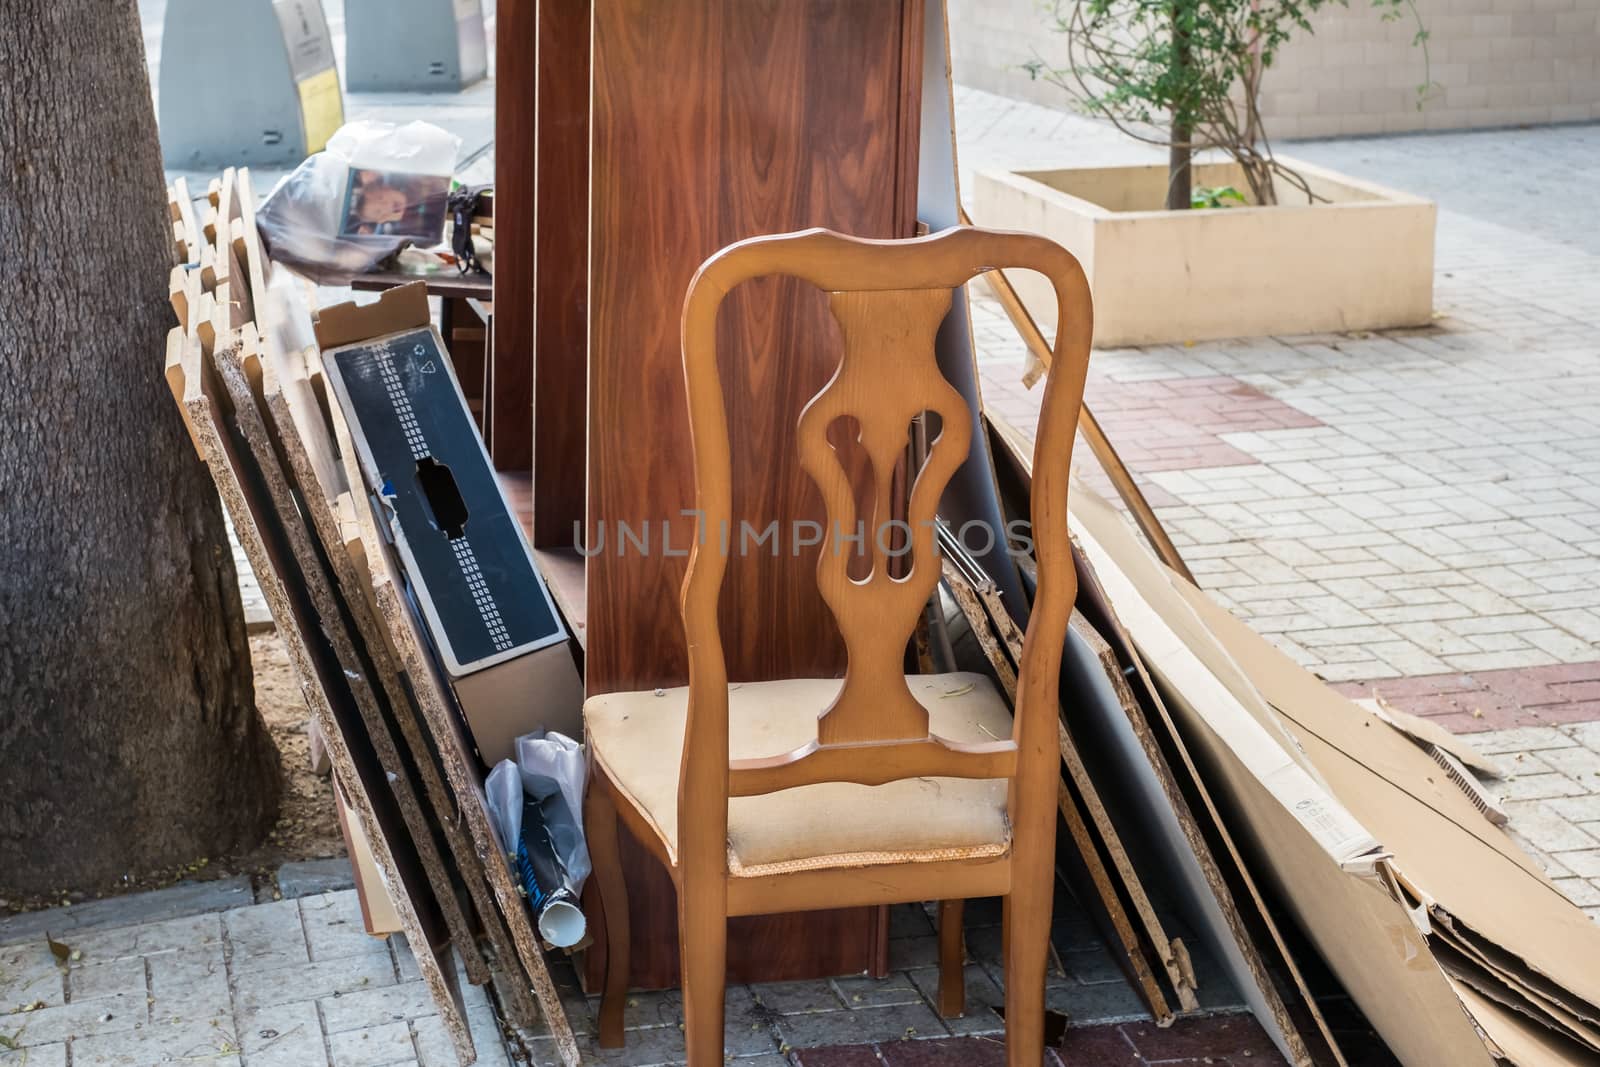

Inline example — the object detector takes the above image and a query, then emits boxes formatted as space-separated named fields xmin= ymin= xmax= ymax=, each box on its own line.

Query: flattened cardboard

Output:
xmin=1357 ymin=695 xmax=1502 ymax=779
xmin=1453 ymin=982 xmax=1600 ymax=1067
xmin=1070 ymin=483 xmax=1497 ymax=1067
xmin=1175 ymin=574 xmax=1600 ymax=1027
xmin=1071 ymin=491 xmax=1380 ymax=871
xmin=314 ymin=279 xmax=431 ymax=350
xmin=451 ymin=645 xmax=584 ymax=765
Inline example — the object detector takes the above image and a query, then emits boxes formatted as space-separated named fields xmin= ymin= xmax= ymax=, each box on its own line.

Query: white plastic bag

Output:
xmin=484 ymin=730 xmax=590 ymax=948
xmin=256 ymin=119 xmax=461 ymax=284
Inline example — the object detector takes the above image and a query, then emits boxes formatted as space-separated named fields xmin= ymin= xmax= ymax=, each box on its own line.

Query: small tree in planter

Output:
xmin=1025 ymin=0 xmax=1431 ymax=210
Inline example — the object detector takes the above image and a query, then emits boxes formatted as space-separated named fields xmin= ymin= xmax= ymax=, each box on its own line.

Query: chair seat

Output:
xmin=584 ymin=672 xmax=1014 ymax=878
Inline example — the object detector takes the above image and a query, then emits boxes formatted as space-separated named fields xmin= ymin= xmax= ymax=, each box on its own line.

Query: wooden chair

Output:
xmin=583 ymin=226 xmax=1093 ymax=1064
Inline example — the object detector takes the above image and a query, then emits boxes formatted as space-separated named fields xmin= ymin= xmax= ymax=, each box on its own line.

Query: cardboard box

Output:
xmin=318 ymin=284 xmax=583 ymax=764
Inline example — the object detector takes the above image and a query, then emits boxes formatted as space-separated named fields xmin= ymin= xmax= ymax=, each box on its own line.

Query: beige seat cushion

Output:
xmin=585 ymin=672 xmax=1013 ymax=878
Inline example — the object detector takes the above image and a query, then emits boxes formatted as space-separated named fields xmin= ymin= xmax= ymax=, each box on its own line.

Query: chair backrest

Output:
xmin=676 ymin=227 xmax=1092 ymax=826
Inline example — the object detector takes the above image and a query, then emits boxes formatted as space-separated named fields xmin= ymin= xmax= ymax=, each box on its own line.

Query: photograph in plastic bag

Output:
xmin=338 ymin=167 xmax=450 ymax=240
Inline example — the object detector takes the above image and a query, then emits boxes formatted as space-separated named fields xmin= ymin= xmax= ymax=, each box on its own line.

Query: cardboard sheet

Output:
xmin=1070 ymin=484 xmax=1497 ymax=1067
xmin=1061 ymin=622 xmax=1302 ymax=1050
xmin=1453 ymin=982 xmax=1600 ymax=1067
xmin=1174 ymin=574 xmax=1600 ymax=1022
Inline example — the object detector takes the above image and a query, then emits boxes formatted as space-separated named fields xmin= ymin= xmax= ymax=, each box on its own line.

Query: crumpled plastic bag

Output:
xmin=485 ymin=730 xmax=590 ymax=948
xmin=256 ymin=119 xmax=461 ymax=284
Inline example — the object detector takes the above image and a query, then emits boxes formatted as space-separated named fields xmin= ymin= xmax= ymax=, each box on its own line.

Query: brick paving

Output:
xmin=0 ymin=891 xmax=509 ymax=1067
xmin=961 ymin=97 xmax=1600 ymax=682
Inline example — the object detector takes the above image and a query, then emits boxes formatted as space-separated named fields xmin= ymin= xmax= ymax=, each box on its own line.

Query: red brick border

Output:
xmin=790 ymin=1014 xmax=1290 ymax=1066
xmin=1334 ymin=661 xmax=1600 ymax=734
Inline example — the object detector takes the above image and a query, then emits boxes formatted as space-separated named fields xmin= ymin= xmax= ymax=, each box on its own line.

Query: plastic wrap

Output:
xmin=256 ymin=119 xmax=461 ymax=284
xmin=484 ymin=730 xmax=590 ymax=948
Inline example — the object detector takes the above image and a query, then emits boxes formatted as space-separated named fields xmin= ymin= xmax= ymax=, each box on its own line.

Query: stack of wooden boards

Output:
xmin=968 ymin=398 xmax=1600 ymax=1066
xmin=163 ymin=170 xmax=578 ymax=1067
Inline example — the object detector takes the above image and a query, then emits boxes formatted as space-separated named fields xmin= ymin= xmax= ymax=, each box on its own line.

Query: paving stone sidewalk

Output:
xmin=3 ymin=883 xmax=1275 ymax=1066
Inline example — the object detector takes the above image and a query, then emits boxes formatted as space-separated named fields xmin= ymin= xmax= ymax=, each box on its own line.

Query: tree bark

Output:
xmin=1166 ymin=4 xmax=1193 ymax=211
xmin=1167 ymin=128 xmax=1192 ymax=211
xmin=0 ymin=0 xmax=280 ymax=895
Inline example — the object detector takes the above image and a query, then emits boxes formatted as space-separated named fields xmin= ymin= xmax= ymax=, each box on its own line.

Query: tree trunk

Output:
xmin=1166 ymin=4 xmax=1193 ymax=211
xmin=1167 ymin=129 xmax=1192 ymax=212
xmin=0 ymin=0 xmax=280 ymax=896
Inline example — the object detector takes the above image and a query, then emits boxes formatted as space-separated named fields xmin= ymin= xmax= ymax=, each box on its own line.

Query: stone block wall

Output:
xmin=948 ymin=0 xmax=1600 ymax=137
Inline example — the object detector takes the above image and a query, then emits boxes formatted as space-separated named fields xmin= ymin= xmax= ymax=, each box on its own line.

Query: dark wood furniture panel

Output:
xmin=491 ymin=0 xmax=537 ymax=470
xmin=587 ymin=0 xmax=924 ymax=693
xmin=584 ymin=0 xmax=924 ymax=991
xmin=530 ymin=0 xmax=591 ymax=546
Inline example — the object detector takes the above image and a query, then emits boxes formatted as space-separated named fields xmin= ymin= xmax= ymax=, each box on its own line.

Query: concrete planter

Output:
xmin=973 ymin=158 xmax=1436 ymax=348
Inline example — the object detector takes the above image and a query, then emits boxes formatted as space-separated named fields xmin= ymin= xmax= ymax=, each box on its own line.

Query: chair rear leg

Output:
xmin=938 ymin=899 xmax=966 ymax=1018
xmin=678 ymin=875 xmax=728 ymax=1066
xmin=585 ymin=781 xmax=630 ymax=1048
xmin=1004 ymin=846 xmax=1055 ymax=1064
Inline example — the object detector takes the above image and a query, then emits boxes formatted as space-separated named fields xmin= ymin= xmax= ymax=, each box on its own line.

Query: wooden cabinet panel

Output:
xmin=585 ymin=0 xmax=924 ymax=990
xmin=588 ymin=0 xmax=922 ymax=693
xmin=492 ymin=0 xmax=536 ymax=470
xmin=530 ymin=0 xmax=591 ymax=546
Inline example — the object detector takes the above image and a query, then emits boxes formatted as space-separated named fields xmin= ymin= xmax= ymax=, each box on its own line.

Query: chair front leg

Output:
xmin=585 ymin=778 xmax=631 ymax=1048
xmin=677 ymin=871 xmax=728 ymax=1066
xmin=1004 ymin=807 xmax=1056 ymax=1065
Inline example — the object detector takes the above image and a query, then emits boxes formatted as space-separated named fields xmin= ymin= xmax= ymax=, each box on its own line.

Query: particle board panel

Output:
xmin=214 ymin=196 xmax=535 ymax=1018
xmin=983 ymin=411 xmax=1336 ymax=1066
xmin=249 ymin=327 xmax=546 ymax=1032
xmin=210 ymin=329 xmax=491 ymax=994
xmin=1064 ymin=614 xmax=1200 ymax=1013
xmin=170 ymin=176 xmax=202 ymax=266
xmin=176 ymin=334 xmax=477 ymax=1066
xmin=232 ymin=168 xmax=271 ymax=315
xmin=321 ymin=369 xmax=581 ymax=1066
xmin=1071 ymin=547 xmax=1345 ymax=1067
xmin=584 ymin=0 xmax=924 ymax=989
xmin=939 ymin=555 xmax=1174 ymax=1022
xmin=210 ymin=168 xmax=254 ymax=331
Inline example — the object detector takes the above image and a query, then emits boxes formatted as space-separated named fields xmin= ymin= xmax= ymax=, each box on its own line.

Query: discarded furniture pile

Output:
xmin=155 ymin=3 xmax=1600 ymax=1065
